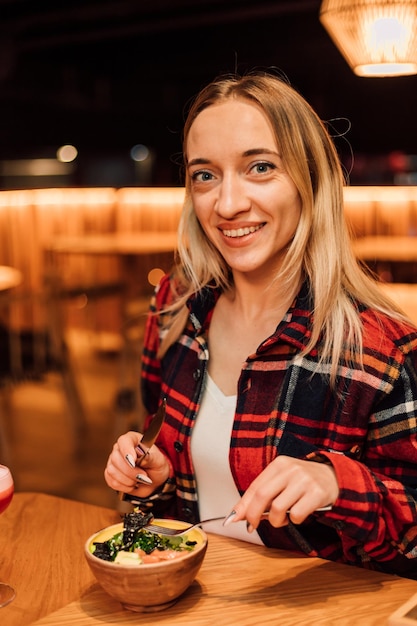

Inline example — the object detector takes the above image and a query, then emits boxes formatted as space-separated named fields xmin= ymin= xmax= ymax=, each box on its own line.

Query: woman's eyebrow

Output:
xmin=187 ymin=149 xmax=279 ymax=167
xmin=187 ymin=157 xmax=210 ymax=167
xmin=243 ymin=148 xmax=280 ymax=157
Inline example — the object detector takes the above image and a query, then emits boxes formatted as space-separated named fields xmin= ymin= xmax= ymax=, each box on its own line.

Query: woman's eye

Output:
xmin=252 ymin=162 xmax=275 ymax=175
xmin=191 ymin=170 xmax=213 ymax=182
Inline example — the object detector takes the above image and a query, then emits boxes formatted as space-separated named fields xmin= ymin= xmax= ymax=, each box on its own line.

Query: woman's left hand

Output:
xmin=226 ymin=455 xmax=339 ymax=531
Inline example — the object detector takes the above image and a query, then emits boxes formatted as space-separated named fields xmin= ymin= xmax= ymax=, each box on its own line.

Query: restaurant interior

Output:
xmin=1 ymin=0 xmax=417 ymax=506
xmin=1 ymin=1 xmax=417 ymax=623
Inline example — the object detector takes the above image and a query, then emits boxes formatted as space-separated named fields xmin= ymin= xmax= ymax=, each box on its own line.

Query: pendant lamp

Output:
xmin=319 ymin=0 xmax=417 ymax=76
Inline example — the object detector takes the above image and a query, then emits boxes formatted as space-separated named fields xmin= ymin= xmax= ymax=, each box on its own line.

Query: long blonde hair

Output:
xmin=159 ymin=71 xmax=409 ymax=382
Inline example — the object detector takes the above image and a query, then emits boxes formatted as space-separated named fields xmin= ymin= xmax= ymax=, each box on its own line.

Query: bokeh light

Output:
xmin=148 ymin=267 xmax=165 ymax=286
xmin=130 ymin=144 xmax=150 ymax=162
xmin=57 ymin=144 xmax=78 ymax=163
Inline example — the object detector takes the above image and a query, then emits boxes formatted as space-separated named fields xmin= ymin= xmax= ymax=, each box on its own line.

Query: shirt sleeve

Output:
xmin=313 ymin=353 xmax=417 ymax=576
xmin=140 ymin=274 xmax=172 ymax=415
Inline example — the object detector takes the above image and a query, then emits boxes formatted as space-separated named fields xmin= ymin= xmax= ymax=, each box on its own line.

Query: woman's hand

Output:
xmin=104 ymin=431 xmax=170 ymax=497
xmin=225 ymin=455 xmax=339 ymax=531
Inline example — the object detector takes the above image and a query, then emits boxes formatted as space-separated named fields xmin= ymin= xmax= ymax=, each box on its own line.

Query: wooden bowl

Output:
xmin=84 ymin=519 xmax=208 ymax=612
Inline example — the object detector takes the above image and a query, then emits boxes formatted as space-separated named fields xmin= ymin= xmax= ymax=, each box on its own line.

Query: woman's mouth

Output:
xmin=221 ymin=223 xmax=265 ymax=238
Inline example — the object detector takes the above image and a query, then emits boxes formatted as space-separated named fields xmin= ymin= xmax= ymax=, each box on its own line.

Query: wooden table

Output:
xmin=1 ymin=493 xmax=417 ymax=625
xmin=43 ymin=232 xmax=179 ymax=427
xmin=43 ymin=231 xmax=178 ymax=299
xmin=45 ymin=232 xmax=178 ymax=257
xmin=0 ymin=492 xmax=118 ymax=626
xmin=43 ymin=230 xmax=178 ymax=320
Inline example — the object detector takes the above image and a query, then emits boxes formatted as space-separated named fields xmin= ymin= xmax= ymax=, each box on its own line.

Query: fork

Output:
xmin=144 ymin=516 xmax=227 ymax=536
xmin=143 ymin=506 xmax=332 ymax=536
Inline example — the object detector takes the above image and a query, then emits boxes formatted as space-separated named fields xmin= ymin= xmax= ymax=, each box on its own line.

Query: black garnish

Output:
xmin=91 ymin=510 xmax=197 ymax=562
xmin=122 ymin=510 xmax=154 ymax=550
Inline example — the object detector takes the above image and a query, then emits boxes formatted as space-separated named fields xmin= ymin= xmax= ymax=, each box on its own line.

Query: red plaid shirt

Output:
xmin=140 ymin=274 xmax=417 ymax=578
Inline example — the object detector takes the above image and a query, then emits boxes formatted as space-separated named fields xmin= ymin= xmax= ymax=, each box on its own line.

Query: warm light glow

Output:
xmin=0 ymin=159 xmax=74 ymax=177
xmin=57 ymin=144 xmax=78 ymax=163
xmin=320 ymin=0 xmax=417 ymax=77
xmin=366 ymin=17 xmax=408 ymax=55
xmin=116 ymin=188 xmax=185 ymax=233
xmin=343 ymin=185 xmax=417 ymax=203
xmin=148 ymin=268 xmax=166 ymax=286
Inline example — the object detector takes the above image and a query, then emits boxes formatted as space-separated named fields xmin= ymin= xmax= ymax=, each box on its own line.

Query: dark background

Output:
xmin=1 ymin=0 xmax=416 ymax=187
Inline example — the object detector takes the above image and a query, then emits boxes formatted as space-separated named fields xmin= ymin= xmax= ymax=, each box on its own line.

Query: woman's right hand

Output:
xmin=104 ymin=431 xmax=170 ymax=497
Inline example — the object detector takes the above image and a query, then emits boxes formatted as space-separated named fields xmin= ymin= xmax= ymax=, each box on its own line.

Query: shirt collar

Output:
xmin=186 ymin=280 xmax=314 ymax=352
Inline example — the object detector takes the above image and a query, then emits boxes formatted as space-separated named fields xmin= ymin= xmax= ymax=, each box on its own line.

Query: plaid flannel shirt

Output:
xmin=140 ymin=274 xmax=417 ymax=578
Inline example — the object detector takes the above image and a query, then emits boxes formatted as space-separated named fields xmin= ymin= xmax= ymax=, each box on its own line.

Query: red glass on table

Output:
xmin=0 ymin=464 xmax=15 ymax=607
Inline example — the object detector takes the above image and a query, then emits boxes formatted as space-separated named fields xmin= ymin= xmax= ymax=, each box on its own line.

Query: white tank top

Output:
xmin=190 ymin=374 xmax=263 ymax=545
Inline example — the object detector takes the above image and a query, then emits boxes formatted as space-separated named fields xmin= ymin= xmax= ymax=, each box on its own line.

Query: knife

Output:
xmin=117 ymin=398 xmax=166 ymax=514
xmin=135 ymin=397 xmax=166 ymax=466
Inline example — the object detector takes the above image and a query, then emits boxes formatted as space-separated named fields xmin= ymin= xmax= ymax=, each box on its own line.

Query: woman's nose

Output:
xmin=215 ymin=175 xmax=250 ymax=217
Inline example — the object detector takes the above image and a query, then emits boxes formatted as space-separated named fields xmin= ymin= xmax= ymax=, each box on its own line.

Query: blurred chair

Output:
xmin=112 ymin=187 xmax=184 ymax=433
xmin=0 ymin=265 xmax=22 ymax=464
xmin=0 ymin=190 xmax=120 ymax=462
xmin=0 ymin=260 xmax=87 ymax=464
xmin=0 ymin=186 xmax=185 ymax=442
xmin=0 ymin=283 xmax=88 ymax=465
xmin=35 ymin=188 xmax=122 ymax=345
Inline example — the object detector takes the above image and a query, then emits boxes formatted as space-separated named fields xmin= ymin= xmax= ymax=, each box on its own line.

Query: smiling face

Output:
xmin=185 ymin=97 xmax=302 ymax=283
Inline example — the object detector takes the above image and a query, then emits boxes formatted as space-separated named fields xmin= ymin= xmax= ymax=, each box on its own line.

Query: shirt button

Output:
xmin=193 ymin=369 xmax=201 ymax=380
xmin=174 ymin=440 xmax=183 ymax=452
xmin=350 ymin=445 xmax=362 ymax=459
xmin=182 ymin=506 xmax=193 ymax=520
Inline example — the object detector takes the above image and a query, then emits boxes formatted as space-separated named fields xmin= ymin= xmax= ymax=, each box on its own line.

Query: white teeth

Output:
xmin=222 ymin=224 xmax=263 ymax=238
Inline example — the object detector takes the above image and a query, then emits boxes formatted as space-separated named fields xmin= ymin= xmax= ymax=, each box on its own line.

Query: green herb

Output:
xmin=93 ymin=528 xmax=197 ymax=562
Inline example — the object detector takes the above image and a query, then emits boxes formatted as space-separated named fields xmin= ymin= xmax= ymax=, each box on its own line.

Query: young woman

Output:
xmin=105 ymin=72 xmax=417 ymax=578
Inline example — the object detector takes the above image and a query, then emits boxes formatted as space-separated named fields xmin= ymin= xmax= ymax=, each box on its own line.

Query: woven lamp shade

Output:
xmin=320 ymin=0 xmax=417 ymax=76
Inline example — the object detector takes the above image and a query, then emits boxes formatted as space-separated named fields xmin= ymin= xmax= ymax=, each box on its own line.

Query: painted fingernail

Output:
xmin=223 ymin=510 xmax=237 ymax=526
xmin=125 ymin=454 xmax=136 ymax=468
xmin=125 ymin=454 xmax=135 ymax=467
xmin=136 ymin=473 xmax=153 ymax=485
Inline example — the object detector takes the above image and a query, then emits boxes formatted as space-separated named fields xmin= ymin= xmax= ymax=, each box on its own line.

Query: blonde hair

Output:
xmin=159 ymin=71 xmax=409 ymax=382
